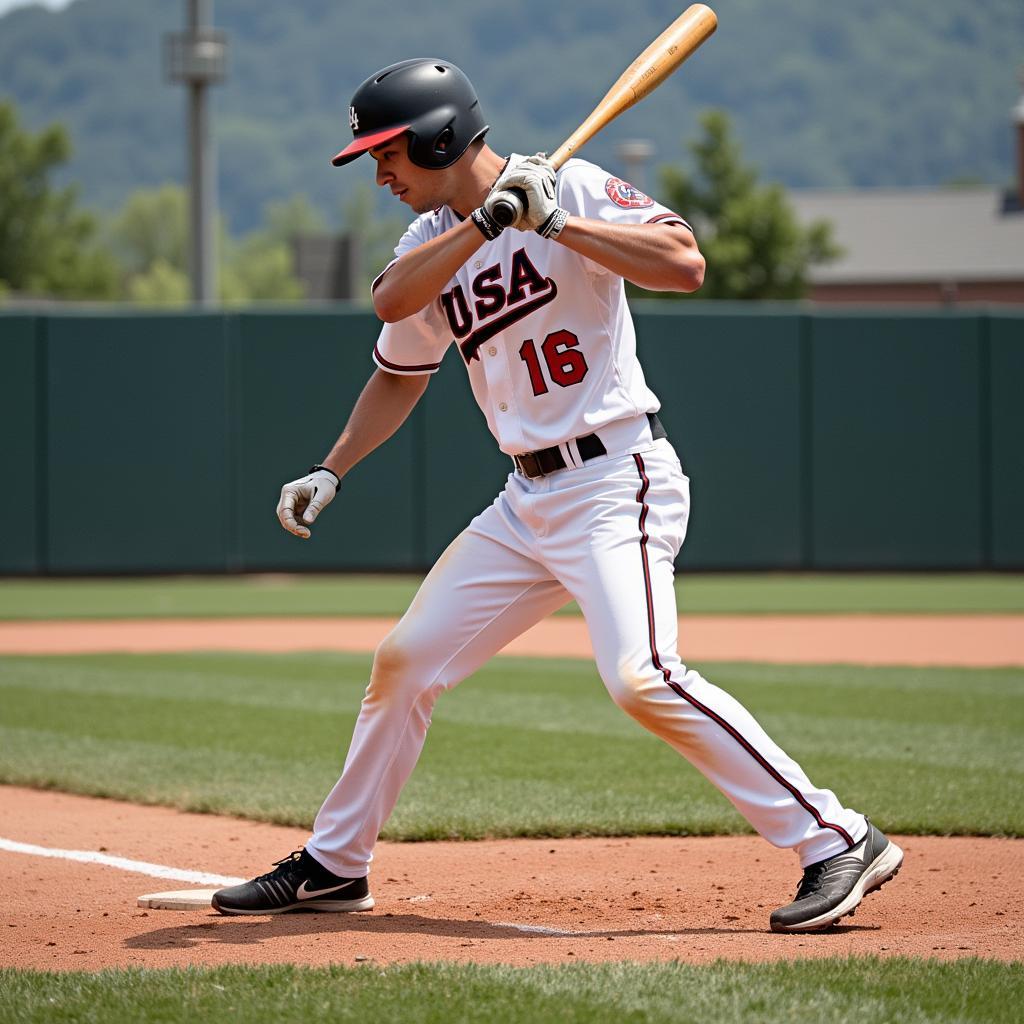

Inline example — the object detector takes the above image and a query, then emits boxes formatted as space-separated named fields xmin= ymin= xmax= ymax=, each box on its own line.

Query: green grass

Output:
xmin=2 ymin=573 xmax=1023 ymax=620
xmin=1 ymin=653 xmax=1021 ymax=838
xmin=1 ymin=960 xmax=1021 ymax=1023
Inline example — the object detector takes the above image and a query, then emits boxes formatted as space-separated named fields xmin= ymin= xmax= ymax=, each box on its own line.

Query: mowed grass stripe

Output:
xmin=1 ymin=653 xmax=1021 ymax=838
xmin=2 ymin=960 xmax=1022 ymax=1024
xmin=3 ymin=572 xmax=1024 ymax=620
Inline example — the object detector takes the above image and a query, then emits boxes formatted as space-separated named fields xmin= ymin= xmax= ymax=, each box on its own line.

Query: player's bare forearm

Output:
xmin=556 ymin=219 xmax=705 ymax=292
xmin=373 ymin=218 xmax=486 ymax=322
xmin=320 ymin=369 xmax=429 ymax=478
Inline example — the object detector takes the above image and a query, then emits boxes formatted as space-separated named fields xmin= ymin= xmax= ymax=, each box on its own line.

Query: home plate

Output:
xmin=138 ymin=888 xmax=219 ymax=910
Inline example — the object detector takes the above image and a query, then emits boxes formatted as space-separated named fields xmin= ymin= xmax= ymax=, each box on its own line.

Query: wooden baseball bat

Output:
xmin=490 ymin=4 xmax=718 ymax=227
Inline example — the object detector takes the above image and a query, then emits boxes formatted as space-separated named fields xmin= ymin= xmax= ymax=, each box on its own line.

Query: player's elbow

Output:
xmin=652 ymin=230 xmax=705 ymax=293
xmin=677 ymin=251 xmax=705 ymax=293
xmin=371 ymin=265 xmax=414 ymax=322
xmin=646 ymin=253 xmax=703 ymax=294
xmin=372 ymin=286 xmax=406 ymax=324
xmin=373 ymin=280 xmax=431 ymax=323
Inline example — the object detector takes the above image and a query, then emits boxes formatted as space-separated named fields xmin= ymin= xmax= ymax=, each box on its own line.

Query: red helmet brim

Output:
xmin=331 ymin=125 xmax=411 ymax=166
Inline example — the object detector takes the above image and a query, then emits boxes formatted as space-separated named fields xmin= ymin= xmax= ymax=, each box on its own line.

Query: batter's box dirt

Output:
xmin=2 ymin=787 xmax=1021 ymax=970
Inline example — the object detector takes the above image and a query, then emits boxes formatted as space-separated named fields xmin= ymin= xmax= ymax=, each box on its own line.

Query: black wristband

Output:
xmin=537 ymin=207 xmax=569 ymax=240
xmin=471 ymin=206 xmax=504 ymax=241
xmin=309 ymin=464 xmax=340 ymax=487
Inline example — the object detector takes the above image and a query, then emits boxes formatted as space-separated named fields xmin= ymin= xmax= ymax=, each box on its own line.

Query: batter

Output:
xmin=213 ymin=58 xmax=902 ymax=932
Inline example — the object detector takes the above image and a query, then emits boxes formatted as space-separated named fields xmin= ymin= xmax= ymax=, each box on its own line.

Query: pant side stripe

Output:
xmin=631 ymin=453 xmax=854 ymax=849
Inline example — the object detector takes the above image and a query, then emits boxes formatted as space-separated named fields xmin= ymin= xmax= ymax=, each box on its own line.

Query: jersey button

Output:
xmin=498 ymin=402 xmax=508 ymax=412
xmin=488 ymin=346 xmax=497 ymax=356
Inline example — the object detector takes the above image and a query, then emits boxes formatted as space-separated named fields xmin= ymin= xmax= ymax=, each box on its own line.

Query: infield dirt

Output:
xmin=3 ymin=786 xmax=1022 ymax=971
xmin=1 ymin=613 xmax=1023 ymax=665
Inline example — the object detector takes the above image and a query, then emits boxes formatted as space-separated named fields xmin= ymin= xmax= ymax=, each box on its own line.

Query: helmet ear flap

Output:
xmin=432 ymin=126 xmax=455 ymax=159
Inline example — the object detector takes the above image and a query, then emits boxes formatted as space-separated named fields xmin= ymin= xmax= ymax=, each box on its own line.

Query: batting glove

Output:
xmin=485 ymin=153 xmax=568 ymax=236
xmin=276 ymin=465 xmax=340 ymax=540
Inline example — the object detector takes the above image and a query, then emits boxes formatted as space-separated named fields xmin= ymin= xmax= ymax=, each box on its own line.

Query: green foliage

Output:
xmin=262 ymin=193 xmax=327 ymax=243
xmin=221 ymin=235 xmax=306 ymax=303
xmin=341 ymin=182 xmax=409 ymax=301
xmin=104 ymin=182 xmax=311 ymax=304
xmin=219 ymin=193 xmax=326 ymax=304
xmin=105 ymin=184 xmax=188 ymax=277
xmin=1 ymin=652 xmax=1021 ymax=837
xmin=0 ymin=100 xmax=118 ymax=299
xmin=125 ymin=258 xmax=190 ymax=305
xmin=658 ymin=111 xmax=841 ymax=300
xmin=2 ymin=960 xmax=1022 ymax=1024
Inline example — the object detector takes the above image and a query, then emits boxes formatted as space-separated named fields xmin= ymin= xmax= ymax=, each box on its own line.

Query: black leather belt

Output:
xmin=513 ymin=413 xmax=666 ymax=479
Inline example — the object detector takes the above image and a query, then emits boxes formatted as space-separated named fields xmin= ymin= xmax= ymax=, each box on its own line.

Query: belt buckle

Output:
xmin=516 ymin=452 xmax=542 ymax=478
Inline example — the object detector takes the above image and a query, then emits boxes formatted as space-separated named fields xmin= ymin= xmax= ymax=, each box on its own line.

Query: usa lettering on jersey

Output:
xmin=440 ymin=249 xmax=557 ymax=363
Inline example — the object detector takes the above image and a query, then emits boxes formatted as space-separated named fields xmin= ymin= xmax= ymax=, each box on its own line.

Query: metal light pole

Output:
xmin=1014 ymin=67 xmax=1024 ymax=211
xmin=165 ymin=1 xmax=228 ymax=305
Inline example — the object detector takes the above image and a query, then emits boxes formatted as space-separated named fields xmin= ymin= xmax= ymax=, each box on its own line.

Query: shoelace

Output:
xmin=793 ymin=833 xmax=872 ymax=900
xmin=793 ymin=860 xmax=829 ymax=900
xmin=254 ymin=849 xmax=304 ymax=884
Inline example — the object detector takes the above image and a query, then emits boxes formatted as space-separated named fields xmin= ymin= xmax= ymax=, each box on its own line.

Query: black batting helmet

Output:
xmin=331 ymin=58 xmax=489 ymax=169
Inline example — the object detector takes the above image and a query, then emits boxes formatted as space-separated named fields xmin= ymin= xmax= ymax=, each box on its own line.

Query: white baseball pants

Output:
xmin=307 ymin=437 xmax=866 ymax=876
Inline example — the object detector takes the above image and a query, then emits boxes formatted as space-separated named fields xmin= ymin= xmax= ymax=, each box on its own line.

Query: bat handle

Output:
xmin=489 ymin=187 xmax=526 ymax=228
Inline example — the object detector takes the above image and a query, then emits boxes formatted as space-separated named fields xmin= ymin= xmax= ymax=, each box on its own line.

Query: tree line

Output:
xmin=1 ymin=0 xmax=1017 ymax=235
xmin=0 ymin=100 xmax=837 ymax=305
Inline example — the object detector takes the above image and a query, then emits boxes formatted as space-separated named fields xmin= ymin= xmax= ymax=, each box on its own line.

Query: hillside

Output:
xmin=1 ymin=0 xmax=1021 ymax=232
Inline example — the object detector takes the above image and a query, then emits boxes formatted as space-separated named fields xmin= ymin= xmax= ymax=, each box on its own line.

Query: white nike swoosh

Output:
xmin=296 ymin=879 xmax=358 ymax=900
xmin=835 ymin=850 xmax=869 ymax=867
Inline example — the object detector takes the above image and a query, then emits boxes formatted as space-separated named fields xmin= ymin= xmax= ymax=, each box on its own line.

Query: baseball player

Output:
xmin=213 ymin=59 xmax=902 ymax=932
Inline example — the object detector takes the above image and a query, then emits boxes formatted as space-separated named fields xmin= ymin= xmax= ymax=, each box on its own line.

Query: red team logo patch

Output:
xmin=605 ymin=177 xmax=654 ymax=209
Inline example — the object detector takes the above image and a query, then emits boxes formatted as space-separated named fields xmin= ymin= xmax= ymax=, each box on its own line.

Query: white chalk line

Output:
xmin=0 ymin=837 xmax=244 ymax=886
xmin=0 ymin=836 xmax=576 ymax=935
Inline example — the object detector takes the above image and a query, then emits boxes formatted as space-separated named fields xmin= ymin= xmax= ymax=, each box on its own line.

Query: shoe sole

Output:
xmin=770 ymin=840 xmax=904 ymax=933
xmin=212 ymin=894 xmax=375 ymax=916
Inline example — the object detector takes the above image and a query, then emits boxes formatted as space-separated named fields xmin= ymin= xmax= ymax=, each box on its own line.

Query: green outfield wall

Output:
xmin=1 ymin=305 xmax=1021 ymax=574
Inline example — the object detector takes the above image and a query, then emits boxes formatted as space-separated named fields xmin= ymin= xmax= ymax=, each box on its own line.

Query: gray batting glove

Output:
xmin=486 ymin=153 xmax=566 ymax=235
xmin=276 ymin=465 xmax=340 ymax=540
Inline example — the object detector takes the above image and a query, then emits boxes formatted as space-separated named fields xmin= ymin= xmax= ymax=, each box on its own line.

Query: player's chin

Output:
xmin=406 ymin=195 xmax=435 ymax=215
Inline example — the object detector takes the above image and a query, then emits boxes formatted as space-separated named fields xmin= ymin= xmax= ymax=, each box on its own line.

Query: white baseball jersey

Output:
xmin=372 ymin=157 xmax=691 ymax=455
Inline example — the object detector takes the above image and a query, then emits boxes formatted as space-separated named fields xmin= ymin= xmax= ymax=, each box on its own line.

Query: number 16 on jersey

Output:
xmin=519 ymin=330 xmax=589 ymax=396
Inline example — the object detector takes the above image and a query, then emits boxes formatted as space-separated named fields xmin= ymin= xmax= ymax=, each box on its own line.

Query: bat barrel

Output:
xmin=550 ymin=3 xmax=717 ymax=169
xmin=486 ymin=5 xmax=718 ymax=225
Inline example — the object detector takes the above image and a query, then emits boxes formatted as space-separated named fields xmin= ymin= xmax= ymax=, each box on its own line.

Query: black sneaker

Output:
xmin=212 ymin=849 xmax=374 ymax=915
xmin=769 ymin=822 xmax=903 ymax=933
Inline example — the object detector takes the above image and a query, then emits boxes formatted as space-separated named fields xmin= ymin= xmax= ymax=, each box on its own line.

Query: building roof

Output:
xmin=789 ymin=187 xmax=1024 ymax=284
